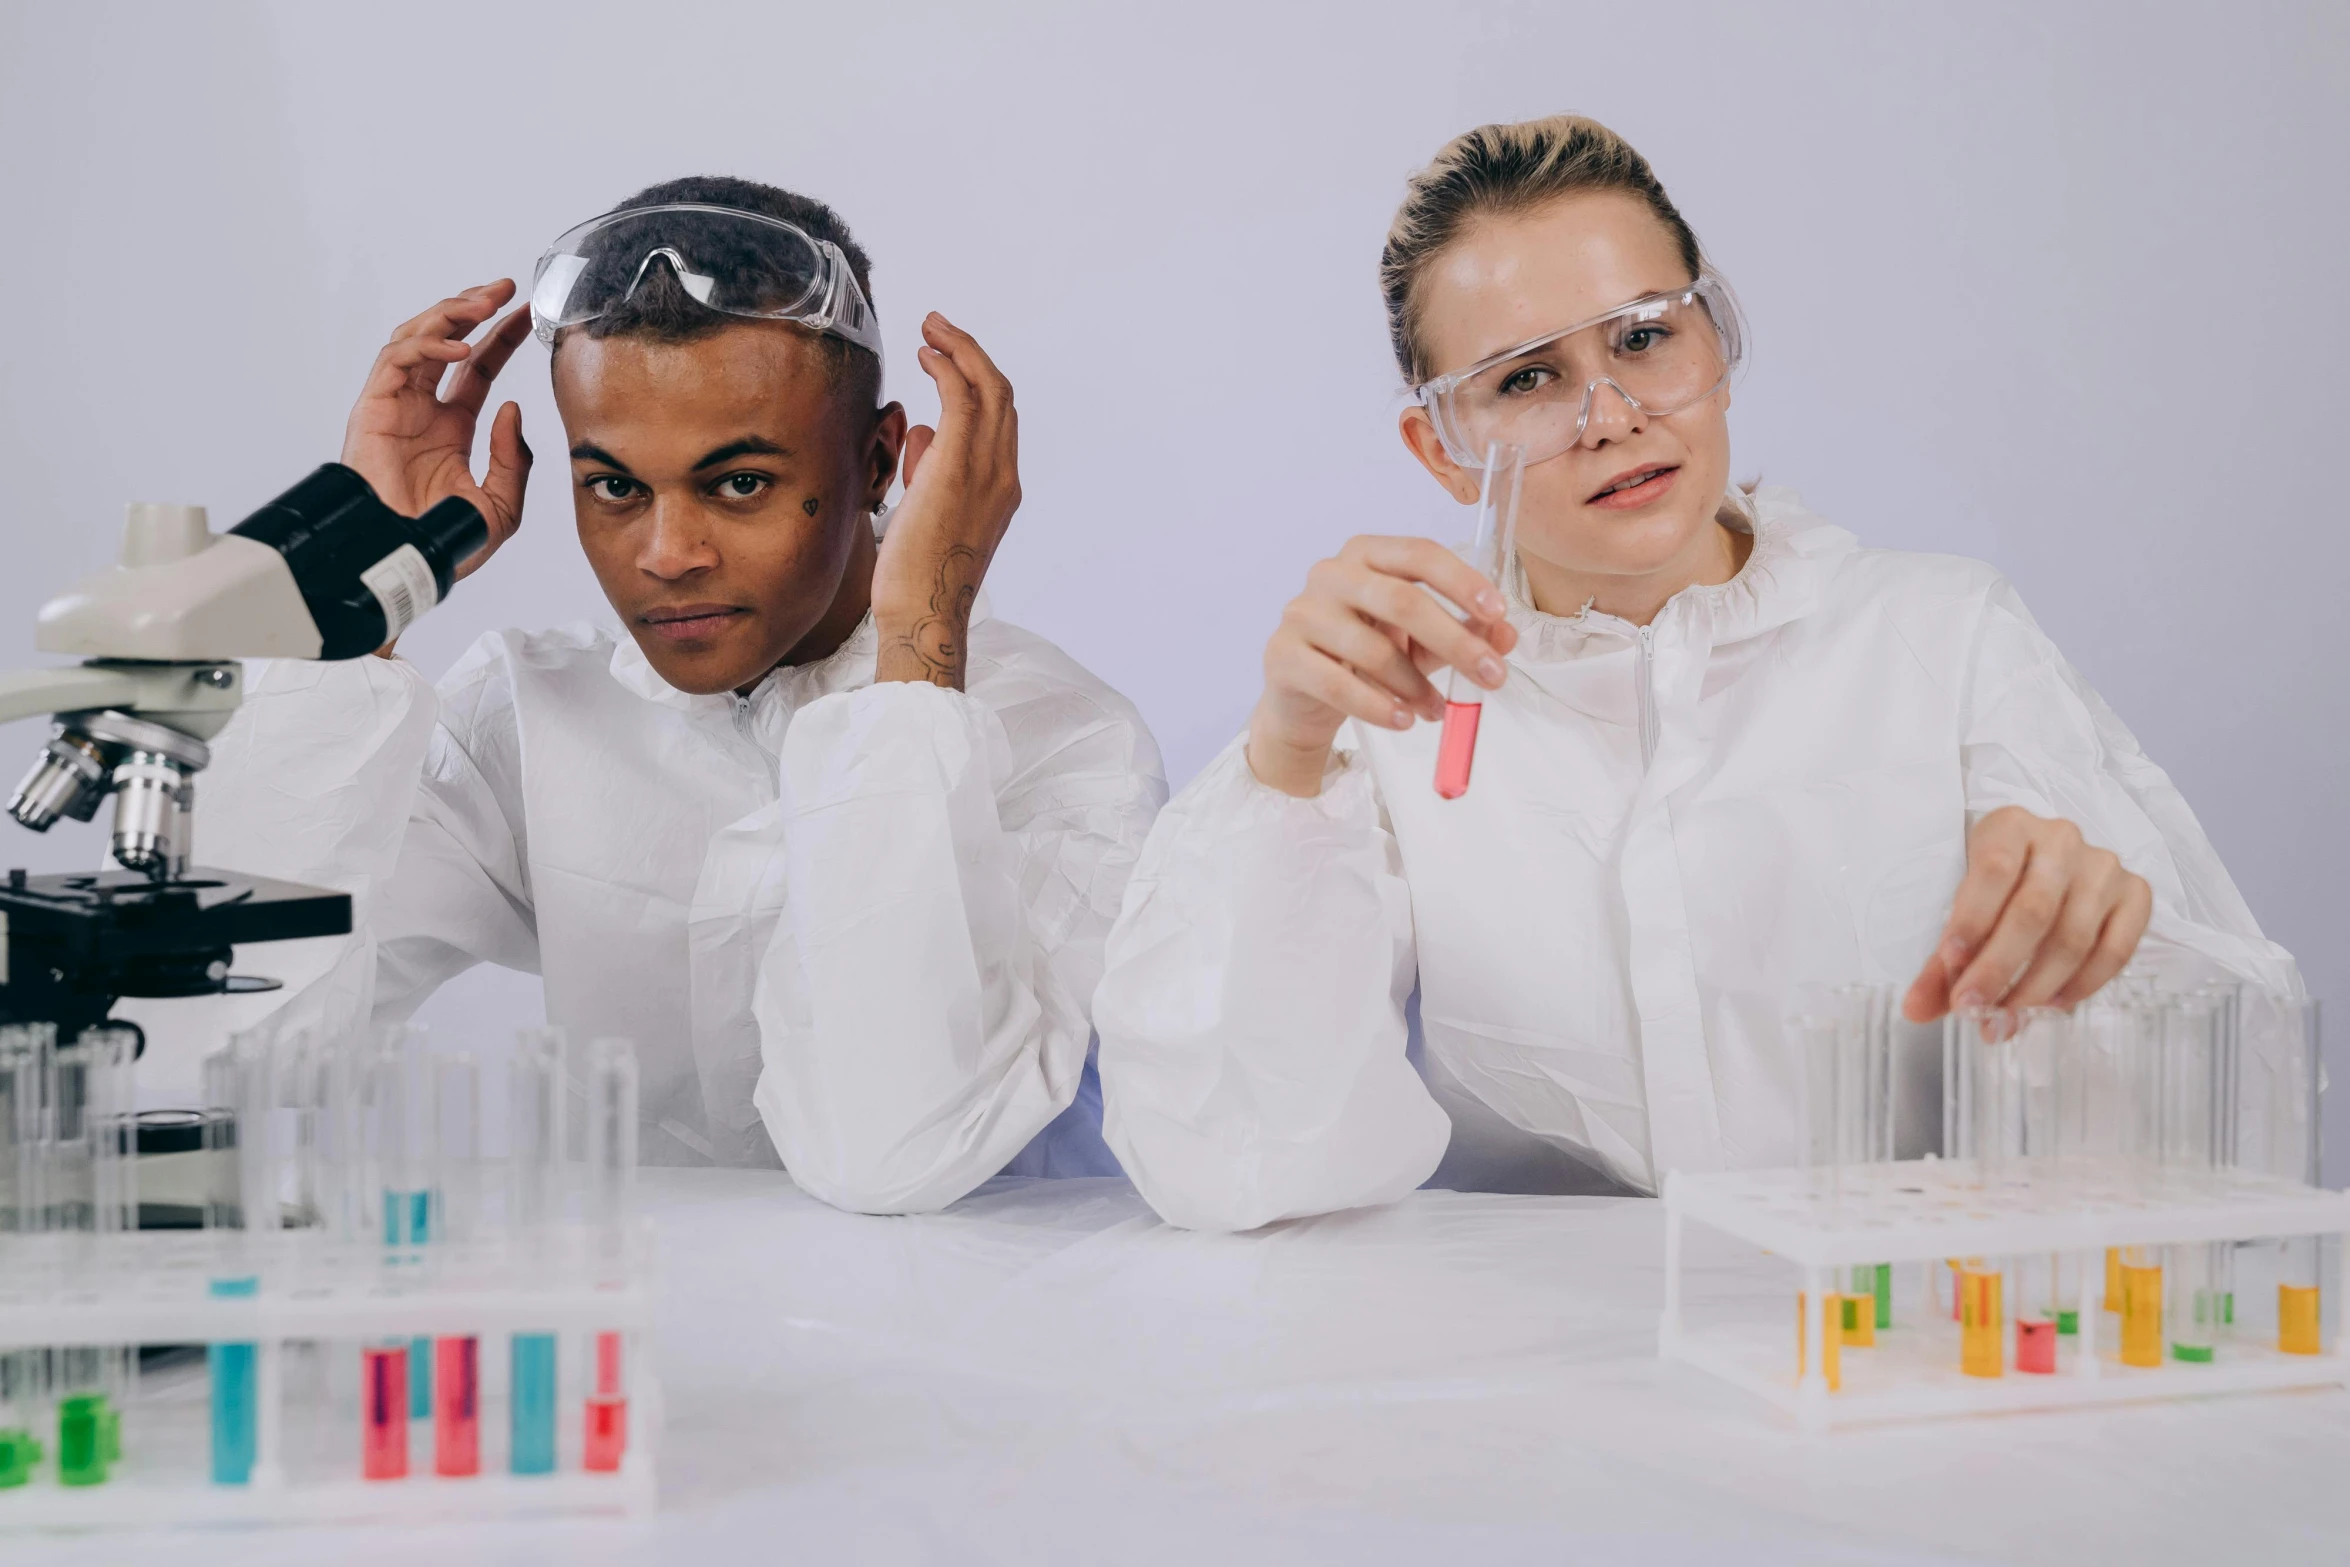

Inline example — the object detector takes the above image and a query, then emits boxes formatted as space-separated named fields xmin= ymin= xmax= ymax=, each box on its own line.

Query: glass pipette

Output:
xmin=1433 ymin=440 xmax=1524 ymax=800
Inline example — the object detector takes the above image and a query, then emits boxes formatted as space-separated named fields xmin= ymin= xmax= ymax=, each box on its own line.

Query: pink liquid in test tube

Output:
xmin=1431 ymin=441 xmax=1522 ymax=800
xmin=435 ymin=1335 xmax=480 ymax=1475
xmin=2015 ymin=1317 xmax=2057 ymax=1374
xmin=1433 ymin=702 xmax=1482 ymax=799
xmin=584 ymin=1331 xmax=627 ymax=1472
xmin=362 ymin=1344 xmax=409 ymax=1480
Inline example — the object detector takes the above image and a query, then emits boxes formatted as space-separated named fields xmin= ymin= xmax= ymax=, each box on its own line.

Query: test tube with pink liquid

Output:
xmin=1432 ymin=440 xmax=1524 ymax=800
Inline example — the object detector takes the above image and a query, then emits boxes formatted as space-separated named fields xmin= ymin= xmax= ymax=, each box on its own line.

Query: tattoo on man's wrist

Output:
xmin=885 ymin=545 xmax=982 ymax=689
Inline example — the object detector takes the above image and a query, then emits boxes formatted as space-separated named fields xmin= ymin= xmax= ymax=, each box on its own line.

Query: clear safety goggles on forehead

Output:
xmin=1412 ymin=273 xmax=1744 ymax=469
xmin=530 ymin=203 xmax=884 ymax=359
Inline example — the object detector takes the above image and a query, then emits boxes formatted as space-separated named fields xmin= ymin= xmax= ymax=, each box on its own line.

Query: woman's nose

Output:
xmin=1575 ymin=378 xmax=1646 ymax=447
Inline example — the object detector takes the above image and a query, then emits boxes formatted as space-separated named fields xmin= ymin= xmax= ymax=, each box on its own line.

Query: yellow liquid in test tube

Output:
xmin=1960 ymin=1266 xmax=2003 ymax=1378
xmin=2104 ymin=1247 xmax=2122 ymax=1312
xmin=1796 ymin=1292 xmax=1843 ymax=1392
xmin=2280 ymin=1284 xmax=2321 ymax=1356
xmin=2121 ymin=1262 xmax=2164 ymax=1367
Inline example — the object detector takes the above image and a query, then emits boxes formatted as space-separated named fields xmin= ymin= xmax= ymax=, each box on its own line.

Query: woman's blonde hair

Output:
xmin=1380 ymin=115 xmax=1706 ymax=384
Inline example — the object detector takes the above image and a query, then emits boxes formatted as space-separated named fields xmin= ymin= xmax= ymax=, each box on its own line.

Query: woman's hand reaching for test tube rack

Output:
xmin=1902 ymin=806 xmax=2154 ymax=1023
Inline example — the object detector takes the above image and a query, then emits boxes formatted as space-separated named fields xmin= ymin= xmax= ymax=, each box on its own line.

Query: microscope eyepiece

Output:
xmin=229 ymin=464 xmax=489 ymax=658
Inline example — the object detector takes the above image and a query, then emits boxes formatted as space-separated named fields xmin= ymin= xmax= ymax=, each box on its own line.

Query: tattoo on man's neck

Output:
xmin=802 ymin=495 xmax=821 ymax=517
xmin=888 ymin=545 xmax=982 ymax=690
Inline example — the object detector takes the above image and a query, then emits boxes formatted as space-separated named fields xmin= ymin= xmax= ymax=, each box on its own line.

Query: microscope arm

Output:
xmin=0 ymin=666 xmax=146 ymax=728
xmin=0 ymin=661 xmax=243 ymax=738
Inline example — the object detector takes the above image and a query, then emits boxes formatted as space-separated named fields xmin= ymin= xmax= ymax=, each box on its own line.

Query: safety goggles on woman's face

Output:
xmin=1412 ymin=273 xmax=1744 ymax=470
xmin=530 ymin=203 xmax=884 ymax=359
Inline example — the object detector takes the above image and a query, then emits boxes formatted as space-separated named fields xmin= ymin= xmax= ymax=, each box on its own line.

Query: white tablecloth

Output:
xmin=20 ymin=1169 xmax=2350 ymax=1564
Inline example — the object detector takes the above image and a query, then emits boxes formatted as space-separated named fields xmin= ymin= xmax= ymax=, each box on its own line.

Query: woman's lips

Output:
xmin=1587 ymin=465 xmax=1679 ymax=511
xmin=641 ymin=606 xmax=747 ymax=643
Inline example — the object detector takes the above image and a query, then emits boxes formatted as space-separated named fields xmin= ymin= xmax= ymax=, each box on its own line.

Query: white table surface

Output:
xmin=17 ymin=1167 xmax=2350 ymax=1565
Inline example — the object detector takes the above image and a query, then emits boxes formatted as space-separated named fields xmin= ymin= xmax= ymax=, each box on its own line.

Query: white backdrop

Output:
xmin=2 ymin=1 xmax=2343 ymax=1158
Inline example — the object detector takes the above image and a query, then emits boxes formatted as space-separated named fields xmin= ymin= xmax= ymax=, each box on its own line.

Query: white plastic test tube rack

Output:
xmin=0 ymin=1228 xmax=657 ymax=1526
xmin=1657 ymin=1155 xmax=2350 ymax=1430
xmin=1658 ymin=983 xmax=2338 ymax=1430
xmin=0 ymin=1021 xmax=657 ymax=1528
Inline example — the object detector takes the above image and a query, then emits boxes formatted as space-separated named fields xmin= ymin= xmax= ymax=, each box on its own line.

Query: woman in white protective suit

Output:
xmin=127 ymin=177 xmax=1166 ymax=1212
xmin=1092 ymin=115 xmax=2300 ymax=1232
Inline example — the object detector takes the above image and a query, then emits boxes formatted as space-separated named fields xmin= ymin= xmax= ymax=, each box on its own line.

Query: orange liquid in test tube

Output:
xmin=2281 ymin=1284 xmax=2322 ymax=1356
xmin=2121 ymin=1262 xmax=2164 ymax=1367
xmin=1960 ymin=1267 xmax=2003 ymax=1378
xmin=1795 ymin=1292 xmax=1843 ymax=1391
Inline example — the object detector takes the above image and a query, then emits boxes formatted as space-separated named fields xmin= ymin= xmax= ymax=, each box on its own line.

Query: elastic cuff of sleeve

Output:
xmin=779 ymin=679 xmax=1008 ymax=804
xmin=244 ymin=650 xmax=431 ymax=703
xmin=1196 ymin=731 xmax=1380 ymax=831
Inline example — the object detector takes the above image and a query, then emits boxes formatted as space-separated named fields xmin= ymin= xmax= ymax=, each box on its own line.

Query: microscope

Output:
xmin=0 ymin=465 xmax=485 ymax=1051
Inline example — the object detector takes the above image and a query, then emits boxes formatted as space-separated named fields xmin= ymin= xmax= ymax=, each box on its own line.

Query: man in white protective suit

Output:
xmin=129 ymin=177 xmax=1166 ymax=1213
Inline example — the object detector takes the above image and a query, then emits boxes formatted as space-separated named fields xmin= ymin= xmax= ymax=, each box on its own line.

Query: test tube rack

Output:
xmin=1656 ymin=1156 xmax=2350 ymax=1430
xmin=0 ymin=1222 xmax=655 ymax=1527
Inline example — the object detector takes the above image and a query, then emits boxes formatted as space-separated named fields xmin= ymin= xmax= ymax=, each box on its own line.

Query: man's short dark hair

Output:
xmin=565 ymin=174 xmax=883 ymax=416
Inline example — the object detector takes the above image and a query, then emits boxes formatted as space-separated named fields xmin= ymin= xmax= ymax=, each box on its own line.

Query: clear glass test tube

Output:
xmin=201 ymin=1046 xmax=257 ymax=1486
xmin=509 ymin=1027 xmax=564 ymax=1476
xmin=2110 ymin=989 xmax=2169 ymax=1366
xmin=2160 ymin=994 xmax=2224 ymax=1363
xmin=0 ymin=1027 xmax=46 ymax=1486
xmin=2012 ymin=1008 xmax=2066 ymax=1370
xmin=2270 ymin=998 xmax=2324 ymax=1353
xmin=1950 ymin=1004 xmax=2071 ymax=1377
xmin=433 ymin=1052 xmax=481 ymax=1477
xmin=583 ymin=1038 xmax=637 ymax=1473
xmin=1835 ymin=984 xmax=1894 ymax=1338
xmin=51 ymin=1029 xmax=134 ymax=1482
xmin=1791 ymin=1011 xmax=1849 ymax=1383
xmin=363 ymin=1024 xmax=429 ymax=1479
xmin=1432 ymin=440 xmax=1525 ymax=801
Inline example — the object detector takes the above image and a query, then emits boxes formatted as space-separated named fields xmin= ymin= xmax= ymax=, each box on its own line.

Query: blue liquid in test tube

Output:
xmin=208 ymin=1278 xmax=259 ymax=1484
xmin=508 ymin=1029 xmax=566 ymax=1475
xmin=511 ymin=1333 xmax=558 ymax=1474
xmin=385 ymin=1188 xmax=433 ymax=1418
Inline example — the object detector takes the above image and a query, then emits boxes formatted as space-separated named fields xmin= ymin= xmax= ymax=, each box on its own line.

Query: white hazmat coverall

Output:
xmin=127 ymin=598 xmax=1167 ymax=1215
xmin=1094 ymin=487 xmax=2298 ymax=1232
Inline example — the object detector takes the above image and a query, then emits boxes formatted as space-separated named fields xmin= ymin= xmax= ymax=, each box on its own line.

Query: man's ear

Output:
xmin=866 ymin=403 xmax=908 ymax=511
xmin=1399 ymin=406 xmax=1482 ymax=506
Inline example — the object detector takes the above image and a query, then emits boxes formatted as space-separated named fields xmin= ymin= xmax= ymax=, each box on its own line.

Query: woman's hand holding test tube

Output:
xmin=1246 ymin=535 xmax=1517 ymax=799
